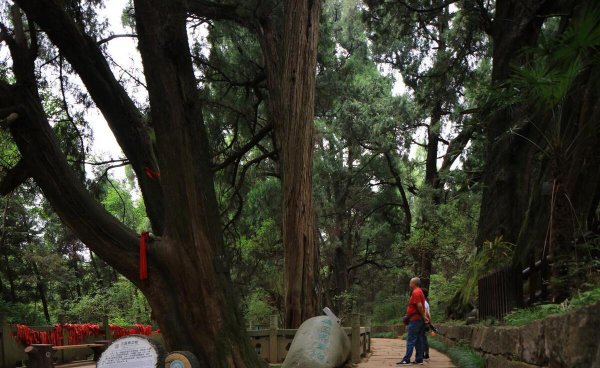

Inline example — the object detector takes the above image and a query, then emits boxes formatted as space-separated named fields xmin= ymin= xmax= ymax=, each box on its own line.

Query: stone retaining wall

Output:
xmin=437 ymin=301 xmax=600 ymax=368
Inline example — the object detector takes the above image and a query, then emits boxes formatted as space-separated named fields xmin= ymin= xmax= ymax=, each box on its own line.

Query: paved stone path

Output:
xmin=357 ymin=338 xmax=455 ymax=368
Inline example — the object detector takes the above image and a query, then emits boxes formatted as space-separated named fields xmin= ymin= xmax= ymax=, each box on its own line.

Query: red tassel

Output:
xmin=140 ymin=231 xmax=149 ymax=280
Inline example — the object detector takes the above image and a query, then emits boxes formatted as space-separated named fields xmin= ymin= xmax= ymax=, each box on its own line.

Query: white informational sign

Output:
xmin=98 ymin=335 xmax=159 ymax=368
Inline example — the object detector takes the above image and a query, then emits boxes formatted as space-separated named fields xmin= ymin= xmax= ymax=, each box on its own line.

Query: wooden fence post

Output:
xmin=24 ymin=344 xmax=54 ymax=368
xmin=268 ymin=315 xmax=278 ymax=363
xmin=1 ymin=314 xmax=8 ymax=368
xmin=351 ymin=313 xmax=360 ymax=363
xmin=102 ymin=316 xmax=112 ymax=340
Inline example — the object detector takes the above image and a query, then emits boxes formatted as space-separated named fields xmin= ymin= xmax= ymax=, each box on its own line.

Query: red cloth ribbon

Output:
xmin=140 ymin=232 xmax=149 ymax=280
xmin=11 ymin=323 xmax=157 ymax=346
xmin=143 ymin=167 xmax=160 ymax=179
xmin=109 ymin=324 xmax=156 ymax=339
xmin=12 ymin=324 xmax=103 ymax=346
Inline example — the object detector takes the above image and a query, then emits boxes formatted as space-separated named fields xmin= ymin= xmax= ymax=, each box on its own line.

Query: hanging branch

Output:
xmin=397 ymin=0 xmax=459 ymax=14
xmin=59 ymin=54 xmax=86 ymax=174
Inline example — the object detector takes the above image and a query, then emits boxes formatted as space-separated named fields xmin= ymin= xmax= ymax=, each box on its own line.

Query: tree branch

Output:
xmin=213 ymin=123 xmax=274 ymax=171
xmin=439 ymin=125 xmax=476 ymax=175
xmin=383 ymin=151 xmax=412 ymax=240
xmin=97 ymin=33 xmax=137 ymax=45
xmin=15 ymin=0 xmax=165 ymax=234
xmin=0 ymin=81 xmax=140 ymax=280
xmin=397 ymin=0 xmax=459 ymax=14
xmin=187 ymin=0 xmax=255 ymax=29
xmin=0 ymin=159 xmax=29 ymax=195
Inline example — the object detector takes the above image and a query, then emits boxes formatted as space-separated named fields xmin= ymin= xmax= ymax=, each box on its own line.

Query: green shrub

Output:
xmin=372 ymin=331 xmax=397 ymax=338
xmin=60 ymin=277 xmax=152 ymax=325
xmin=0 ymin=301 xmax=47 ymax=325
xmin=372 ymin=296 xmax=404 ymax=325
xmin=504 ymin=286 xmax=600 ymax=326
xmin=244 ymin=289 xmax=276 ymax=326
xmin=429 ymin=273 xmax=465 ymax=322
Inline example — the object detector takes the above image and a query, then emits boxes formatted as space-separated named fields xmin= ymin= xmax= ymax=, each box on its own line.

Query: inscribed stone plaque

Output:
xmin=98 ymin=335 xmax=163 ymax=368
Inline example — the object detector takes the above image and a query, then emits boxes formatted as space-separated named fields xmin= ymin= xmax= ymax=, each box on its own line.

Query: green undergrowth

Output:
xmin=503 ymin=286 xmax=600 ymax=326
xmin=429 ymin=338 xmax=484 ymax=368
xmin=372 ymin=331 xmax=397 ymax=338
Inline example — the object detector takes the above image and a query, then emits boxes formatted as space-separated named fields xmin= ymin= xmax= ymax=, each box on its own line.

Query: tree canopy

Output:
xmin=0 ymin=0 xmax=599 ymax=367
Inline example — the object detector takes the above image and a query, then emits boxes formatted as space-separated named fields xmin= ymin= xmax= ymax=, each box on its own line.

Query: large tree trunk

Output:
xmin=475 ymin=0 xmax=548 ymax=248
xmin=131 ymin=1 xmax=263 ymax=366
xmin=417 ymin=107 xmax=442 ymax=292
xmin=0 ymin=198 xmax=17 ymax=302
xmin=259 ymin=0 xmax=322 ymax=328
xmin=1 ymin=1 xmax=263 ymax=366
xmin=475 ymin=0 xmax=599 ymax=300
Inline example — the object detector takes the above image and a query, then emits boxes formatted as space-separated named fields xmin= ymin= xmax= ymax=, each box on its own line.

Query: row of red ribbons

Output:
xmin=12 ymin=323 xmax=159 ymax=346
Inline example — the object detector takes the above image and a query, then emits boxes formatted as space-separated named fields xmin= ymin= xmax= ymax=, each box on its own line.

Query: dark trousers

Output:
xmin=403 ymin=319 xmax=425 ymax=362
xmin=422 ymin=328 xmax=429 ymax=357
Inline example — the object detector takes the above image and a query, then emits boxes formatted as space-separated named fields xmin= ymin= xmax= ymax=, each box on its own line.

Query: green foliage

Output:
xmin=0 ymin=301 xmax=48 ymax=325
xmin=504 ymin=286 xmax=600 ymax=326
xmin=510 ymin=7 xmax=600 ymax=108
xmin=60 ymin=277 xmax=152 ymax=325
xmin=429 ymin=274 xmax=465 ymax=322
xmin=372 ymin=294 xmax=405 ymax=325
xmin=244 ymin=289 xmax=276 ymax=327
xmin=429 ymin=338 xmax=484 ymax=368
xmin=100 ymin=178 xmax=149 ymax=232
xmin=372 ymin=331 xmax=397 ymax=338
xmin=461 ymin=238 xmax=514 ymax=304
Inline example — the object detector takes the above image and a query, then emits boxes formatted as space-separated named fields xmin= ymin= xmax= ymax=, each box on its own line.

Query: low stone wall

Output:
xmin=436 ymin=301 xmax=600 ymax=368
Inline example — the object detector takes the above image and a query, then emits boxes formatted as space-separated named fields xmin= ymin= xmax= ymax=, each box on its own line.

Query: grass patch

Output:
xmin=429 ymin=338 xmax=484 ymax=368
xmin=372 ymin=331 xmax=397 ymax=338
xmin=504 ymin=286 xmax=600 ymax=326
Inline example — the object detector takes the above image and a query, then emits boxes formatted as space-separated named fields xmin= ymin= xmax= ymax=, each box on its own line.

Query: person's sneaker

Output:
xmin=423 ymin=353 xmax=430 ymax=360
xmin=396 ymin=360 xmax=411 ymax=365
xmin=411 ymin=361 xmax=424 ymax=365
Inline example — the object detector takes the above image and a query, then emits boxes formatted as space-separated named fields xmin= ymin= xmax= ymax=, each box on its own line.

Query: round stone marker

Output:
xmin=165 ymin=351 xmax=200 ymax=368
xmin=98 ymin=335 xmax=165 ymax=368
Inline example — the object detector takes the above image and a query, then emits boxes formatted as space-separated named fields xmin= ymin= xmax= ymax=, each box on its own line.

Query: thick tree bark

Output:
xmin=475 ymin=0 xmax=551 ymax=248
xmin=131 ymin=1 xmax=263 ymax=366
xmin=188 ymin=0 xmax=323 ymax=329
xmin=475 ymin=0 xmax=599 ymax=302
xmin=258 ymin=0 xmax=322 ymax=328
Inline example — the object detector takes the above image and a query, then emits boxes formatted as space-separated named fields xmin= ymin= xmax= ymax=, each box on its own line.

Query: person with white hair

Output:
xmin=397 ymin=277 xmax=427 ymax=365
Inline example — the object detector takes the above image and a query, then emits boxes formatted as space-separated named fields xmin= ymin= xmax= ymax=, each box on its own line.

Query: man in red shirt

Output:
xmin=398 ymin=277 xmax=427 ymax=365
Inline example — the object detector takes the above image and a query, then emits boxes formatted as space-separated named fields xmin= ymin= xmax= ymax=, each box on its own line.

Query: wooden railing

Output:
xmin=478 ymin=256 xmax=551 ymax=321
xmin=1 ymin=314 xmax=371 ymax=367
xmin=248 ymin=314 xmax=371 ymax=364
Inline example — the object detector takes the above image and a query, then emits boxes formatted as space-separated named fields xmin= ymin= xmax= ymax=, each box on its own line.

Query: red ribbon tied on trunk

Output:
xmin=143 ymin=167 xmax=160 ymax=180
xmin=140 ymin=231 xmax=149 ymax=280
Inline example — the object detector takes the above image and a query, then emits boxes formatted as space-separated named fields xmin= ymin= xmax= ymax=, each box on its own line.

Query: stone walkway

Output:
xmin=357 ymin=338 xmax=455 ymax=368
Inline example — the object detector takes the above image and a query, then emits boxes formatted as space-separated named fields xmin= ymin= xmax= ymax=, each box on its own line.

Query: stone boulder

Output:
xmin=282 ymin=316 xmax=351 ymax=368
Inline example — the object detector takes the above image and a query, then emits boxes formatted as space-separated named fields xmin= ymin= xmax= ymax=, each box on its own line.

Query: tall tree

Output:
xmin=365 ymin=0 xmax=487 ymax=289
xmin=258 ymin=0 xmax=322 ymax=328
xmin=0 ymin=0 xmax=319 ymax=365
xmin=189 ymin=0 xmax=322 ymax=328
xmin=476 ymin=0 xmax=600 ymax=298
